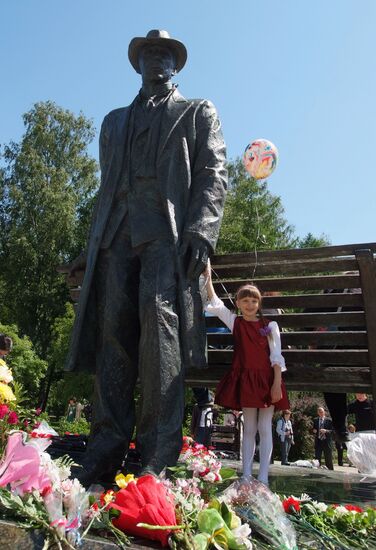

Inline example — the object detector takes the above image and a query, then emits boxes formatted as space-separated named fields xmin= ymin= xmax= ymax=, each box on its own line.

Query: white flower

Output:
xmin=0 ymin=363 xmax=13 ymax=384
xmin=188 ymin=459 xmax=207 ymax=474
xmin=312 ymin=500 xmax=328 ymax=513
xmin=203 ymin=471 xmax=216 ymax=483
xmin=230 ymin=512 xmax=241 ymax=529
xmin=176 ymin=478 xmax=188 ymax=489
xmin=333 ymin=505 xmax=349 ymax=517
xmin=232 ymin=523 xmax=252 ymax=549
xmin=58 ymin=464 xmax=71 ymax=481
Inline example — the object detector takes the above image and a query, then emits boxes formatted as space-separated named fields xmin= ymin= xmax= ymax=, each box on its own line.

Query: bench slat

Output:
xmin=212 ymin=242 xmax=376 ymax=264
xmin=212 ymin=258 xmax=359 ymax=278
xmin=186 ymin=365 xmax=371 ymax=392
xmin=205 ymin=311 xmax=365 ymax=329
xmin=213 ymin=274 xmax=361 ymax=293
xmin=219 ymin=293 xmax=364 ymax=309
xmin=207 ymin=349 xmax=369 ymax=365
xmin=207 ymin=331 xmax=368 ymax=347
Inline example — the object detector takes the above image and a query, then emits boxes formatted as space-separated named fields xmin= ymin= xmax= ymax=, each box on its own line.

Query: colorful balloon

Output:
xmin=243 ymin=139 xmax=278 ymax=179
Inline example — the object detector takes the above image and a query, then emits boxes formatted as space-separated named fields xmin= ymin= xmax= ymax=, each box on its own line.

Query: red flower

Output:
xmin=345 ymin=504 xmax=363 ymax=513
xmin=0 ymin=404 xmax=9 ymax=419
xmin=7 ymin=411 xmax=19 ymax=425
xmin=41 ymin=485 xmax=52 ymax=497
xmin=283 ymin=497 xmax=301 ymax=514
xmin=129 ymin=442 xmax=136 ymax=449
xmin=110 ymin=475 xmax=177 ymax=547
xmin=35 ymin=408 xmax=42 ymax=416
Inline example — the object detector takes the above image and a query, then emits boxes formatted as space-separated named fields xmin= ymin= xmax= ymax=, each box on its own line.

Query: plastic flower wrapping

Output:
xmin=346 ymin=433 xmax=376 ymax=475
xmin=220 ymin=478 xmax=297 ymax=550
xmin=0 ymin=421 xmax=89 ymax=546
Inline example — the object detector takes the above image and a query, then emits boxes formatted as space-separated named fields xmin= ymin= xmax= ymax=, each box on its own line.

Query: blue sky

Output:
xmin=1 ymin=0 xmax=375 ymax=245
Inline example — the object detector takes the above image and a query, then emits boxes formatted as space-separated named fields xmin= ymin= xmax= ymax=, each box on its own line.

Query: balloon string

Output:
xmin=204 ymin=267 xmax=236 ymax=309
xmin=251 ymin=203 xmax=261 ymax=280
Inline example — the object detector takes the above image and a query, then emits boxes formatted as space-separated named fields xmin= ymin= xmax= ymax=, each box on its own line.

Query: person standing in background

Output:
xmin=191 ymin=393 xmax=214 ymax=447
xmin=313 ymin=407 xmax=334 ymax=470
xmin=276 ymin=409 xmax=294 ymax=465
xmin=348 ymin=394 xmax=376 ymax=433
xmin=66 ymin=397 xmax=77 ymax=423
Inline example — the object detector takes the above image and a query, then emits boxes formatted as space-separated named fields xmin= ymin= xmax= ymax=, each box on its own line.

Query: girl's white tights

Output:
xmin=242 ymin=406 xmax=275 ymax=484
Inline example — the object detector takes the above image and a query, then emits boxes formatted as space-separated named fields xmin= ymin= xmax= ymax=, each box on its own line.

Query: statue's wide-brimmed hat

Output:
xmin=128 ymin=29 xmax=187 ymax=74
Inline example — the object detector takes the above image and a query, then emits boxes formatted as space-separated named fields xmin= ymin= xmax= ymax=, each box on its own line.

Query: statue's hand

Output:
xmin=180 ymin=236 xmax=209 ymax=281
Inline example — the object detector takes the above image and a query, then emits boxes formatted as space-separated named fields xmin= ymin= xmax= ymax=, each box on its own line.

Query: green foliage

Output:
xmin=56 ymin=416 xmax=91 ymax=436
xmin=47 ymin=372 xmax=94 ymax=417
xmin=0 ymin=101 xmax=99 ymax=355
xmin=217 ymin=159 xmax=296 ymax=254
xmin=0 ymin=322 xmax=47 ymax=403
xmin=296 ymin=232 xmax=331 ymax=249
xmin=48 ymin=302 xmax=75 ymax=372
xmin=43 ymin=302 xmax=95 ymax=416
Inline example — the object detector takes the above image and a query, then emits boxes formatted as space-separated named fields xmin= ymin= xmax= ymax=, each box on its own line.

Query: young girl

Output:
xmin=204 ymin=262 xmax=289 ymax=484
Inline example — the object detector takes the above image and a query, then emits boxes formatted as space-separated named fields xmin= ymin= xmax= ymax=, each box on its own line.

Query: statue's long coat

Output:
xmin=66 ymin=89 xmax=227 ymax=373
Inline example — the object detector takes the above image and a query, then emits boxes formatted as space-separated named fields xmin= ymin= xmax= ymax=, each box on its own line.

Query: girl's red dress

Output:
xmin=215 ymin=317 xmax=289 ymax=411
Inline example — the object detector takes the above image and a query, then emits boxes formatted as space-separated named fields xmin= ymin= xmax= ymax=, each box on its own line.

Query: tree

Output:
xmin=42 ymin=302 xmax=94 ymax=415
xmin=216 ymin=159 xmax=296 ymax=254
xmin=0 ymin=101 xmax=99 ymax=355
xmin=296 ymin=232 xmax=331 ymax=249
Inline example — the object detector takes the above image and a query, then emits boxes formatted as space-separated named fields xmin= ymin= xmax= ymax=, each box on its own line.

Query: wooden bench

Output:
xmin=60 ymin=242 xmax=376 ymax=404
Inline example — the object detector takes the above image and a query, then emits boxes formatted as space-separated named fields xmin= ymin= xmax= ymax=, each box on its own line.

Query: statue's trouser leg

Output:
xmin=324 ymin=392 xmax=347 ymax=435
xmin=136 ymin=239 xmax=184 ymax=473
xmin=86 ymin=235 xmax=140 ymax=474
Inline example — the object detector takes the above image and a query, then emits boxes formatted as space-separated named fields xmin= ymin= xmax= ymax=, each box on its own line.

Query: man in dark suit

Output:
xmin=66 ymin=30 xmax=227 ymax=485
xmin=313 ymin=407 xmax=334 ymax=470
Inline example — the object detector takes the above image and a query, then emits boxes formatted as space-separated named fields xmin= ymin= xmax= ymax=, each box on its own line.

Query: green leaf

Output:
xmin=208 ymin=499 xmax=221 ymax=512
xmin=220 ymin=502 xmax=232 ymax=529
xmin=197 ymin=508 xmax=225 ymax=534
xmin=219 ymin=467 xmax=238 ymax=480
xmin=193 ymin=533 xmax=210 ymax=550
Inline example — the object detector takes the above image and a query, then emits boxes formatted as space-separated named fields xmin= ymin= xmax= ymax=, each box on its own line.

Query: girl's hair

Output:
xmin=235 ymin=284 xmax=262 ymax=303
xmin=0 ymin=334 xmax=13 ymax=352
xmin=282 ymin=409 xmax=291 ymax=416
xmin=235 ymin=284 xmax=266 ymax=324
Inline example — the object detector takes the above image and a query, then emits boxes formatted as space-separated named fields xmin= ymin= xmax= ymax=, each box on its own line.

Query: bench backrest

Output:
xmin=186 ymin=242 xmax=376 ymax=400
xmin=61 ymin=242 xmax=376 ymax=399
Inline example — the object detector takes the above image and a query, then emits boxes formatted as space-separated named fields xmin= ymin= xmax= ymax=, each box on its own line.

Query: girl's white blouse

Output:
xmin=205 ymin=295 xmax=286 ymax=372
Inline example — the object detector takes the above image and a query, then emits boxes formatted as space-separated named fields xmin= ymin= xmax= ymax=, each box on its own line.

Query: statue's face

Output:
xmin=138 ymin=44 xmax=176 ymax=83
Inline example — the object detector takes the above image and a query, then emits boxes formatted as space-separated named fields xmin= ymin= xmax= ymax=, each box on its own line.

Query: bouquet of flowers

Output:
xmin=221 ymin=478 xmax=297 ymax=550
xmin=282 ymin=494 xmax=376 ymax=549
xmin=168 ymin=438 xmax=237 ymax=502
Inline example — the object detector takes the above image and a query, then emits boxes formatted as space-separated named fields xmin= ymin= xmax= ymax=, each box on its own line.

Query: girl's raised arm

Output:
xmin=203 ymin=260 xmax=236 ymax=332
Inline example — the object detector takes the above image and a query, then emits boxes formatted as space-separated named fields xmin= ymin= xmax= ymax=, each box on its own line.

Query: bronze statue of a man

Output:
xmin=66 ymin=30 xmax=227 ymax=485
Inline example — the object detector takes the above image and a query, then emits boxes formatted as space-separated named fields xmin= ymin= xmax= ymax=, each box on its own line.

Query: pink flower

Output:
xmin=7 ymin=411 xmax=19 ymax=425
xmin=35 ymin=408 xmax=42 ymax=416
xmin=0 ymin=404 xmax=9 ymax=419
